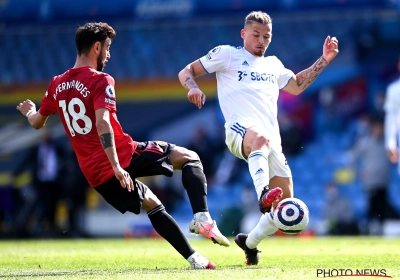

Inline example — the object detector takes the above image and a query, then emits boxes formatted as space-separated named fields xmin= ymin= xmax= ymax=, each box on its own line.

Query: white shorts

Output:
xmin=225 ymin=119 xmax=292 ymax=179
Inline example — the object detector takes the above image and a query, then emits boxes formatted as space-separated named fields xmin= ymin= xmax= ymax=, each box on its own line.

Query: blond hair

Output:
xmin=244 ymin=11 xmax=272 ymax=27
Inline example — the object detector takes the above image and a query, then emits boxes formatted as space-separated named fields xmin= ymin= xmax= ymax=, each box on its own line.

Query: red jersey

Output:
xmin=39 ymin=66 xmax=137 ymax=187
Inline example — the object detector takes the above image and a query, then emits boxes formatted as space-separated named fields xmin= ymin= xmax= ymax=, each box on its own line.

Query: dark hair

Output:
xmin=75 ymin=22 xmax=116 ymax=56
xmin=244 ymin=11 xmax=272 ymax=28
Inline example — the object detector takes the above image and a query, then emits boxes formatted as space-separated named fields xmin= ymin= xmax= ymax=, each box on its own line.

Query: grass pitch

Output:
xmin=0 ymin=236 xmax=399 ymax=279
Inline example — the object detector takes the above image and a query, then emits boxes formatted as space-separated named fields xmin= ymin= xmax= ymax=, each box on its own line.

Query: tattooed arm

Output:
xmin=283 ymin=36 xmax=339 ymax=95
xmin=95 ymin=108 xmax=134 ymax=191
xmin=178 ymin=60 xmax=208 ymax=109
xmin=182 ymin=74 xmax=199 ymax=90
xmin=284 ymin=56 xmax=330 ymax=95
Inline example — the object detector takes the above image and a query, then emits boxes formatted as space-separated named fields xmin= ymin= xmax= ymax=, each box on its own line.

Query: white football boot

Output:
xmin=189 ymin=212 xmax=230 ymax=247
xmin=187 ymin=251 xmax=216 ymax=269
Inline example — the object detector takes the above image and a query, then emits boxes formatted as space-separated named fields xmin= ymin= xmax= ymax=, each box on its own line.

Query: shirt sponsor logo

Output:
xmin=237 ymin=71 xmax=248 ymax=81
xmin=250 ymin=72 xmax=277 ymax=83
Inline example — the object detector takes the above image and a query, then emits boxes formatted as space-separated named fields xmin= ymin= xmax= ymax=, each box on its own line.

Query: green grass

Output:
xmin=0 ymin=237 xmax=399 ymax=279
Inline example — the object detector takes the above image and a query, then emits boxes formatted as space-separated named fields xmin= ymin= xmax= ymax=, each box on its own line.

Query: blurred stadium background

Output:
xmin=0 ymin=0 xmax=400 ymax=239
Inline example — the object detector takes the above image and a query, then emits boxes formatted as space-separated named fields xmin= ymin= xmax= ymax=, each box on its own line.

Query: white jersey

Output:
xmin=199 ymin=45 xmax=294 ymax=149
xmin=384 ymin=77 xmax=400 ymax=171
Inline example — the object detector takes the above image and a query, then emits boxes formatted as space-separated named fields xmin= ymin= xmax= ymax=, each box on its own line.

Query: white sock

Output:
xmin=248 ymin=150 xmax=270 ymax=199
xmin=194 ymin=211 xmax=212 ymax=223
xmin=246 ymin=212 xmax=278 ymax=249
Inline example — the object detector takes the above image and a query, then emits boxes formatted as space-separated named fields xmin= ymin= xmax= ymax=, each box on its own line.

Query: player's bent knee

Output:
xmin=142 ymin=189 xmax=162 ymax=212
xmin=183 ymin=149 xmax=199 ymax=161
xmin=254 ymin=134 xmax=270 ymax=149
xmin=170 ymin=146 xmax=199 ymax=169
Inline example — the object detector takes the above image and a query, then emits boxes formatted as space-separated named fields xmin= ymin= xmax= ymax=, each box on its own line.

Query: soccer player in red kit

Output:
xmin=16 ymin=22 xmax=229 ymax=269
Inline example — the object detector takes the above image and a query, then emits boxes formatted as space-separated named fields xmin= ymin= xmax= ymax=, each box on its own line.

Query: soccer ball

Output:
xmin=273 ymin=198 xmax=309 ymax=234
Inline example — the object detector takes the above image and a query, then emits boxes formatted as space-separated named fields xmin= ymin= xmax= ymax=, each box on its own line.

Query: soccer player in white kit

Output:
xmin=178 ymin=11 xmax=339 ymax=265
xmin=384 ymin=57 xmax=400 ymax=174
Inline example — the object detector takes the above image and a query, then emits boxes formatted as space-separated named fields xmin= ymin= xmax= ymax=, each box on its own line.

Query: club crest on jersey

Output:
xmin=105 ymin=85 xmax=115 ymax=98
xmin=206 ymin=46 xmax=221 ymax=60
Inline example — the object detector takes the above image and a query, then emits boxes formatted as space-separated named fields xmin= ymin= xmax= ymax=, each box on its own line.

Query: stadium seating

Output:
xmin=1 ymin=11 xmax=396 ymax=83
xmin=1 ymin=8 xmax=400 ymax=237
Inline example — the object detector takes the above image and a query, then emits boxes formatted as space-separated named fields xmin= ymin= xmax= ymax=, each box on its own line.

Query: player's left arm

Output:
xmin=283 ymin=36 xmax=339 ymax=95
xmin=16 ymin=99 xmax=49 ymax=129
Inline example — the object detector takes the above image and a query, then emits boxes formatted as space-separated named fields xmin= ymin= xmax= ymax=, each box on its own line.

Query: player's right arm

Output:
xmin=180 ymin=46 xmax=230 ymax=109
xmin=16 ymin=99 xmax=49 ymax=129
xmin=95 ymin=108 xmax=134 ymax=191
xmin=178 ymin=60 xmax=208 ymax=109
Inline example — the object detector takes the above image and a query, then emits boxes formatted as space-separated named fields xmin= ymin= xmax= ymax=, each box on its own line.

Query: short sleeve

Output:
xmin=92 ymin=75 xmax=116 ymax=112
xmin=199 ymin=45 xmax=231 ymax=74
xmin=38 ymin=79 xmax=57 ymax=116
xmin=273 ymin=57 xmax=294 ymax=89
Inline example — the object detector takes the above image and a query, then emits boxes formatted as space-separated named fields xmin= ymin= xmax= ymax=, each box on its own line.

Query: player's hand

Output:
xmin=187 ymin=88 xmax=206 ymax=109
xmin=113 ymin=166 xmax=134 ymax=192
xmin=322 ymin=36 xmax=339 ymax=63
xmin=387 ymin=148 xmax=399 ymax=163
xmin=16 ymin=99 xmax=36 ymax=116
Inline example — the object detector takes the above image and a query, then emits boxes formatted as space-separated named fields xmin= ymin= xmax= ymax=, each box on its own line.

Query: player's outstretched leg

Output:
xmin=234 ymin=233 xmax=261 ymax=265
xmin=259 ymin=186 xmax=283 ymax=214
xmin=147 ymin=203 xmax=215 ymax=269
xmin=181 ymin=159 xmax=230 ymax=246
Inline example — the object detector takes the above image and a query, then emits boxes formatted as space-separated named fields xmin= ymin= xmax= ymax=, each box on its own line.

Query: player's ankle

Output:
xmin=194 ymin=211 xmax=212 ymax=223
